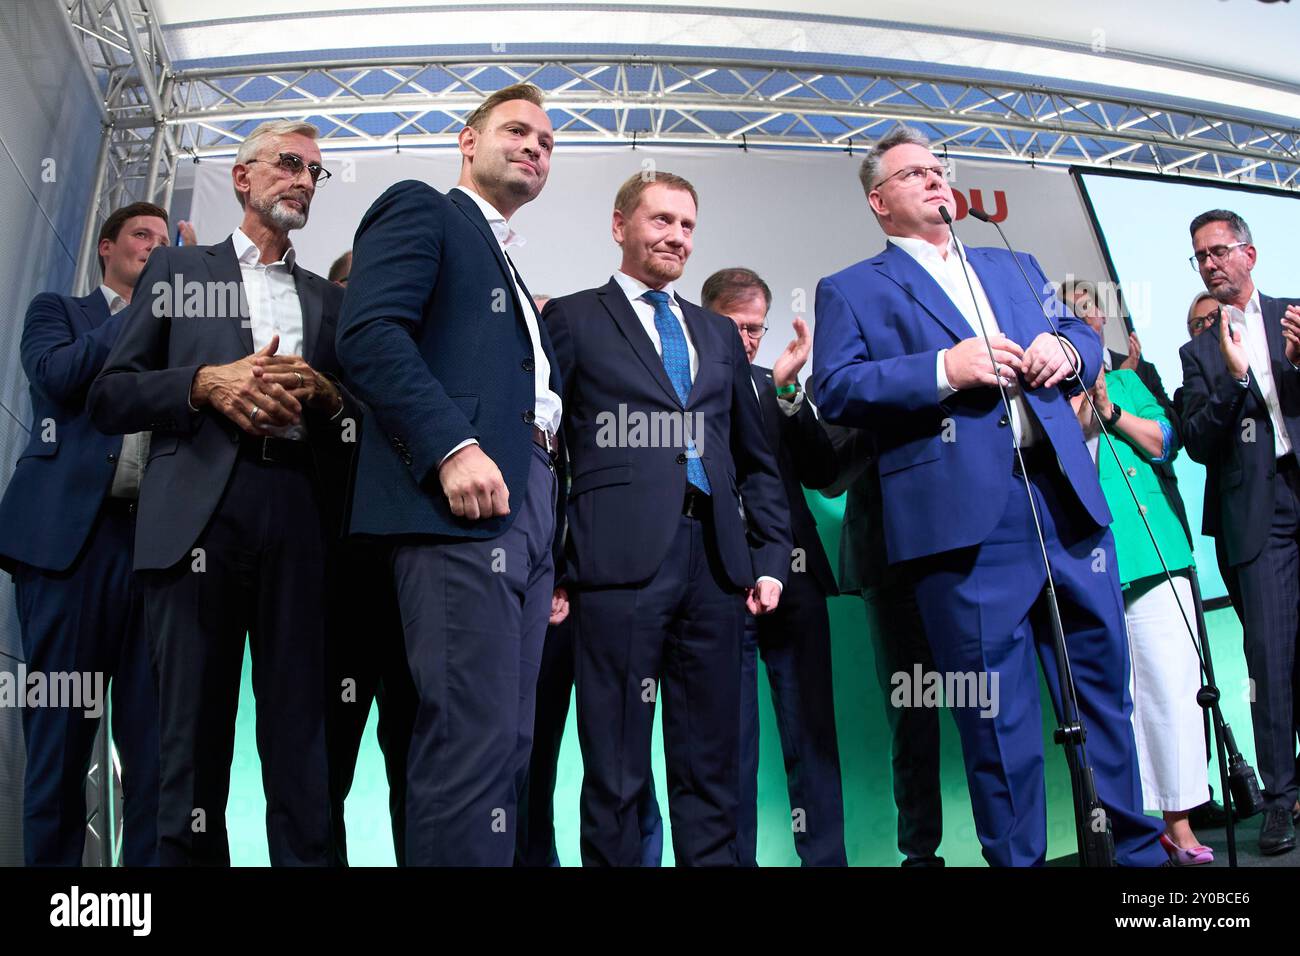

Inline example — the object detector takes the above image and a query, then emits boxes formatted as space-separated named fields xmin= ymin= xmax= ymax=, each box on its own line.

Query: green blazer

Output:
xmin=1097 ymin=368 xmax=1195 ymax=586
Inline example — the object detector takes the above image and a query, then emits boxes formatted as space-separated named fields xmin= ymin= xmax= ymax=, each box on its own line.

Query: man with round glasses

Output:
xmin=1179 ymin=208 xmax=1300 ymax=856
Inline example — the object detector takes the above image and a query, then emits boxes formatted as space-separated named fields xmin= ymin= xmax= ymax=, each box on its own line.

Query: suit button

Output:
xmin=998 ymin=415 xmax=1009 ymax=427
xmin=522 ymin=358 xmax=535 ymax=372
xmin=402 ymin=454 xmax=413 ymax=466
xmin=1138 ymin=504 xmax=1148 ymax=516
xmin=522 ymin=410 xmax=535 ymax=424
xmin=1126 ymin=467 xmax=1137 ymax=477
xmin=676 ymin=453 xmax=687 ymax=465
xmin=106 ymin=454 xmax=116 ymax=463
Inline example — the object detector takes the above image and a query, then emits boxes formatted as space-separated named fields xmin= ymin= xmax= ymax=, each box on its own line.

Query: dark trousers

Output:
xmin=1233 ymin=460 xmax=1300 ymax=812
xmin=14 ymin=499 xmax=159 ymax=866
xmin=140 ymin=454 xmax=332 ymax=866
xmin=324 ymin=539 xmax=416 ymax=866
xmin=738 ymin=571 xmax=846 ymax=866
xmin=395 ymin=443 xmax=557 ymax=867
xmin=861 ymin=580 xmax=944 ymax=866
xmin=574 ymin=510 xmax=744 ymax=867
xmin=907 ymin=464 xmax=1165 ymax=867
xmin=516 ymin=615 xmax=663 ymax=866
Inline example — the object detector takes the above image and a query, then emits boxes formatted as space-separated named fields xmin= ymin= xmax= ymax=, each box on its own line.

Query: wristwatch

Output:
xmin=1106 ymin=403 xmax=1123 ymax=428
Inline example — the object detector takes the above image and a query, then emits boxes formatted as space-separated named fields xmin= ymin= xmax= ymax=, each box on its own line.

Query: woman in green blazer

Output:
xmin=1077 ymin=364 xmax=1211 ymax=864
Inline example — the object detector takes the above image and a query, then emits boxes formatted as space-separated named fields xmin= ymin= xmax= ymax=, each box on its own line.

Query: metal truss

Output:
xmin=166 ymin=56 xmax=1300 ymax=191
xmin=60 ymin=0 xmax=182 ymax=294
xmin=58 ymin=10 xmax=1300 ymax=290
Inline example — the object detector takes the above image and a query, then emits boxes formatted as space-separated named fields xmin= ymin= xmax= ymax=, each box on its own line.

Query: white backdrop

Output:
xmin=189 ymin=147 xmax=1120 ymax=367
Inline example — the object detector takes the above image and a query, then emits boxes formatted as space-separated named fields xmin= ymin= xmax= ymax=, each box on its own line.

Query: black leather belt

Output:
xmin=682 ymin=487 xmax=710 ymax=519
xmin=1278 ymin=454 xmax=1298 ymax=474
xmin=1011 ymin=445 xmax=1056 ymax=477
xmin=532 ymin=425 xmax=558 ymax=458
xmin=240 ymin=434 xmax=311 ymax=466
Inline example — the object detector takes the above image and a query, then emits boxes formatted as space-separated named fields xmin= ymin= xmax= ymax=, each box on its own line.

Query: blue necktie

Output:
xmin=643 ymin=289 xmax=710 ymax=494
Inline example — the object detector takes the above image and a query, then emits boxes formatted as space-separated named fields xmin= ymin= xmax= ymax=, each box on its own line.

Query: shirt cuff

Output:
xmin=936 ymin=350 xmax=957 ymax=400
xmin=1237 ymin=372 xmax=1252 ymax=388
xmin=440 ymin=438 xmax=479 ymax=467
xmin=755 ymin=575 xmax=784 ymax=592
xmin=329 ymin=396 xmax=346 ymax=421
xmin=776 ymin=388 xmax=805 ymax=416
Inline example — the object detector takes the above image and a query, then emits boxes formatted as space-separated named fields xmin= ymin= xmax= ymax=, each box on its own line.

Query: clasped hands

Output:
xmin=943 ymin=332 xmax=1077 ymax=392
xmin=190 ymin=334 xmax=341 ymax=434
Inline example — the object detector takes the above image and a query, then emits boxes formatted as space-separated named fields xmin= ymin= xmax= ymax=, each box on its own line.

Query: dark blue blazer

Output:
xmin=811 ymin=241 xmax=1106 ymax=565
xmin=336 ymin=182 xmax=563 ymax=540
xmin=87 ymin=237 xmax=352 ymax=571
xmin=542 ymin=279 xmax=791 ymax=589
xmin=1179 ymin=292 xmax=1300 ymax=567
xmin=0 ymin=291 xmax=124 ymax=573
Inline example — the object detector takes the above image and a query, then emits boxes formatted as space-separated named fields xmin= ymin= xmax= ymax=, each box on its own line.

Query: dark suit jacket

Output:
xmin=87 ymin=237 xmax=353 ymax=571
xmin=815 ymin=420 xmax=889 ymax=596
xmin=1179 ymin=292 xmax=1300 ymax=567
xmin=1108 ymin=348 xmax=1191 ymax=544
xmin=811 ymin=242 xmax=1106 ymax=565
xmin=543 ymin=279 xmax=790 ymax=589
xmin=749 ymin=365 xmax=837 ymax=596
xmin=335 ymin=182 xmax=563 ymax=541
xmin=0 ymin=291 xmax=125 ymax=572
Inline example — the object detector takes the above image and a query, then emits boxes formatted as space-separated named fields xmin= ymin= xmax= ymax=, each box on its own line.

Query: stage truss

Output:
xmin=63 ymin=0 xmax=1300 ymax=293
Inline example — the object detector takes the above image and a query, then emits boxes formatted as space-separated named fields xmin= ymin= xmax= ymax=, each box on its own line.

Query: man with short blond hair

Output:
xmin=336 ymin=83 xmax=564 ymax=866
xmin=90 ymin=119 xmax=352 ymax=866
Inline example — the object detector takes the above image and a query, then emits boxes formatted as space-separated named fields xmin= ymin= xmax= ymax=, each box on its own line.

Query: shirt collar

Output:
xmin=613 ymin=270 xmax=677 ymax=309
xmin=890 ymin=233 xmax=960 ymax=266
xmin=98 ymin=284 xmax=127 ymax=315
xmin=1245 ymin=289 xmax=1261 ymax=317
xmin=232 ymin=227 xmax=296 ymax=268
xmin=452 ymin=185 xmax=525 ymax=249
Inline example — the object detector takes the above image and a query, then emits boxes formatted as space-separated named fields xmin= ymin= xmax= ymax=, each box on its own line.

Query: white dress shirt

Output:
xmin=1232 ymin=291 xmax=1293 ymax=458
xmin=612 ymin=270 xmax=700 ymax=379
xmin=450 ymin=185 xmax=561 ymax=436
xmin=891 ymin=235 xmax=1045 ymax=447
xmin=232 ymin=228 xmax=306 ymax=440
xmin=99 ymin=285 xmax=151 ymax=498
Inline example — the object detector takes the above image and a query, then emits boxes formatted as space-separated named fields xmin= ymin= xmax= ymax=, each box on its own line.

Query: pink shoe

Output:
xmin=1160 ymin=832 xmax=1214 ymax=865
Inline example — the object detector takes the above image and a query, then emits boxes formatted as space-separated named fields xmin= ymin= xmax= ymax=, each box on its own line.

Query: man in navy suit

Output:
xmin=336 ymin=83 xmax=564 ymax=867
xmin=0 ymin=202 xmax=170 ymax=866
xmin=1179 ymin=209 xmax=1300 ymax=855
xmin=89 ymin=121 xmax=354 ymax=866
xmin=701 ymin=267 xmax=847 ymax=866
xmin=543 ymin=173 xmax=791 ymax=866
xmin=811 ymin=128 xmax=1164 ymax=867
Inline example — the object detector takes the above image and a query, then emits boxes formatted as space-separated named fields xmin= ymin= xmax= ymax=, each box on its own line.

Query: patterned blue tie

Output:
xmin=643 ymin=289 xmax=711 ymax=494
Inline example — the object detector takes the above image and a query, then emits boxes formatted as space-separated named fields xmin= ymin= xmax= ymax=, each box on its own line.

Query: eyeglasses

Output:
xmin=244 ymin=152 xmax=332 ymax=186
xmin=1188 ymin=242 xmax=1247 ymax=271
xmin=873 ymin=164 xmax=949 ymax=189
xmin=736 ymin=323 xmax=768 ymax=339
xmin=1188 ymin=308 xmax=1220 ymax=335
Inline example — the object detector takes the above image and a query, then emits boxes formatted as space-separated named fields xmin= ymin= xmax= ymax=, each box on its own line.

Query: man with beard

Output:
xmin=89 ymin=120 xmax=353 ymax=865
xmin=1179 ymin=208 xmax=1300 ymax=855
xmin=543 ymin=173 xmax=790 ymax=866
xmin=336 ymin=84 xmax=564 ymax=866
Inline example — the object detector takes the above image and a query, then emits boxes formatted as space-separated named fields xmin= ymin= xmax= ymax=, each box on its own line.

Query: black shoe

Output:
xmin=1259 ymin=808 xmax=1296 ymax=856
xmin=1188 ymin=800 xmax=1231 ymax=829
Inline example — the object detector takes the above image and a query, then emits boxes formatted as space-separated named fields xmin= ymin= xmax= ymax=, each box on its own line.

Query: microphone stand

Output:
xmin=963 ymin=205 xmax=1265 ymax=867
xmin=939 ymin=206 xmax=1115 ymax=867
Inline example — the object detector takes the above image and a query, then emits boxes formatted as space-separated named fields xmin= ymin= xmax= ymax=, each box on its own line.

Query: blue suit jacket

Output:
xmin=811 ymin=241 xmax=1107 ymax=565
xmin=0 ymin=291 xmax=125 ymax=573
xmin=88 ymin=238 xmax=352 ymax=571
xmin=336 ymin=182 xmax=563 ymax=540
xmin=542 ymin=279 xmax=791 ymax=589
xmin=1179 ymin=291 xmax=1300 ymax=566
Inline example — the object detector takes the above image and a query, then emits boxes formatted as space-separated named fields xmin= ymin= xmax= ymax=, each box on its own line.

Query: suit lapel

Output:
xmin=875 ymin=243 xmax=974 ymax=343
xmin=207 ymin=238 xmax=254 ymax=354
xmin=751 ymin=365 xmax=780 ymax=449
xmin=677 ymin=296 xmax=715 ymax=409
xmin=293 ymin=265 xmax=322 ymax=364
xmin=966 ymin=249 xmax=1022 ymax=342
xmin=76 ymin=291 xmax=110 ymax=331
xmin=448 ymin=188 xmax=524 ymax=319
xmin=597 ymin=279 xmax=681 ymax=407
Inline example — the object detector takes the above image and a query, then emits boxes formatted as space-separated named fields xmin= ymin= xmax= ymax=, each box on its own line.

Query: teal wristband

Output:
xmin=776 ymin=382 xmax=798 ymax=398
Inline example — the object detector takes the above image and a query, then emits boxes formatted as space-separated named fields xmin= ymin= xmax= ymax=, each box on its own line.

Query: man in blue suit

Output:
xmin=0 ymin=202 xmax=170 ymax=865
xmin=336 ymin=83 xmax=564 ymax=867
xmin=811 ymin=128 xmax=1164 ymax=867
xmin=543 ymin=172 xmax=791 ymax=866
